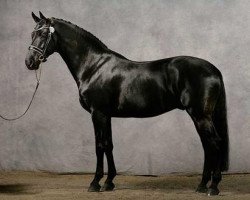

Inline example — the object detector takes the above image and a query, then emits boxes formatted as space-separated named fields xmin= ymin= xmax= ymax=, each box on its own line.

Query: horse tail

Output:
xmin=213 ymin=79 xmax=229 ymax=171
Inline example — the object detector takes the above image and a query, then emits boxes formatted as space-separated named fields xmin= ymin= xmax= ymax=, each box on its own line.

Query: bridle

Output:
xmin=28 ymin=25 xmax=55 ymax=62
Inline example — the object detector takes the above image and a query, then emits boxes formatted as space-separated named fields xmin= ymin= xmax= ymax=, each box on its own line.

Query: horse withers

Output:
xmin=25 ymin=12 xmax=229 ymax=196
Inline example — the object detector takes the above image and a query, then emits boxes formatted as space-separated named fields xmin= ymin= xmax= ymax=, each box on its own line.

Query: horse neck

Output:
xmin=55 ymin=22 xmax=109 ymax=84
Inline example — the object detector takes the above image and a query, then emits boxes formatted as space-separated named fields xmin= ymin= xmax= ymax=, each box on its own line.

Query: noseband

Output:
xmin=28 ymin=26 xmax=55 ymax=62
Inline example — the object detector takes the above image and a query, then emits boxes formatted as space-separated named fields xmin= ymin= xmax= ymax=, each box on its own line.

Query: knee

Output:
xmin=103 ymin=140 xmax=113 ymax=152
xmin=96 ymin=141 xmax=113 ymax=152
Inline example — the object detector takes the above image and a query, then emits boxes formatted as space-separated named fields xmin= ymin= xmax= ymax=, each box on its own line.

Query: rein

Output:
xmin=0 ymin=25 xmax=54 ymax=121
xmin=0 ymin=65 xmax=42 ymax=121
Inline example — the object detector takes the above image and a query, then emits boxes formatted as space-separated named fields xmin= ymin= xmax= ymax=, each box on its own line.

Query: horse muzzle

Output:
xmin=25 ymin=58 xmax=40 ymax=70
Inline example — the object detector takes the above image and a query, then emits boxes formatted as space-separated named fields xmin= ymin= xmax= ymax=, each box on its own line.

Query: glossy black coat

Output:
xmin=25 ymin=12 xmax=229 ymax=195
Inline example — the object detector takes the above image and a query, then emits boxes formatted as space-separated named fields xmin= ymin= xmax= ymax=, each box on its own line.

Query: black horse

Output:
xmin=25 ymin=12 xmax=229 ymax=196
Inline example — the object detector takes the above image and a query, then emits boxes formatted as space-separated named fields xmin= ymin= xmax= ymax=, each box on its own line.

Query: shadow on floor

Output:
xmin=0 ymin=184 xmax=34 ymax=195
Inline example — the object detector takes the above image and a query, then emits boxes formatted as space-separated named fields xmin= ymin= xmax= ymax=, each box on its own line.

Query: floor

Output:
xmin=0 ymin=171 xmax=249 ymax=200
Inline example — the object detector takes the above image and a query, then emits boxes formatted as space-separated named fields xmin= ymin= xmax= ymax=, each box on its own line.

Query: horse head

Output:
xmin=25 ymin=11 xmax=57 ymax=70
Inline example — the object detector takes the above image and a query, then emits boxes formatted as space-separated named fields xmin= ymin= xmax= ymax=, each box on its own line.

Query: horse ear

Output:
xmin=31 ymin=12 xmax=40 ymax=23
xmin=39 ymin=11 xmax=46 ymax=20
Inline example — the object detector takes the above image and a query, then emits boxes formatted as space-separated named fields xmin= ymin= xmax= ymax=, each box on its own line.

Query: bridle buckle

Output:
xmin=39 ymin=55 xmax=46 ymax=62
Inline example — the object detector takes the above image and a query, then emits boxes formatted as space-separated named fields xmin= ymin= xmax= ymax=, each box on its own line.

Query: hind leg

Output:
xmin=207 ymin=168 xmax=221 ymax=195
xmin=207 ymin=144 xmax=222 ymax=196
xmin=194 ymin=121 xmax=213 ymax=193
xmin=188 ymin=110 xmax=221 ymax=195
xmin=102 ymin=120 xmax=116 ymax=191
xmin=196 ymin=151 xmax=211 ymax=193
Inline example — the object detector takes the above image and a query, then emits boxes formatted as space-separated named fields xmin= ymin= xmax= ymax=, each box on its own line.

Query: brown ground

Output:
xmin=0 ymin=172 xmax=249 ymax=200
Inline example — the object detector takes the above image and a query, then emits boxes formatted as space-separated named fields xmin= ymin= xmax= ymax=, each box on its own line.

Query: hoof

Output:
xmin=196 ymin=185 xmax=208 ymax=193
xmin=207 ymin=188 xmax=220 ymax=196
xmin=88 ymin=182 xmax=101 ymax=192
xmin=101 ymin=182 xmax=115 ymax=191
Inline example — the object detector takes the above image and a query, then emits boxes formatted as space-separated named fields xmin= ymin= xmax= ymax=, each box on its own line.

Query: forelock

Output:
xmin=34 ymin=19 xmax=51 ymax=30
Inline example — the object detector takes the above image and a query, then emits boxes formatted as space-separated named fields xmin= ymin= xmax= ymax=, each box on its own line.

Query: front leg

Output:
xmin=102 ymin=120 xmax=116 ymax=191
xmin=88 ymin=146 xmax=104 ymax=192
xmin=88 ymin=110 xmax=112 ymax=192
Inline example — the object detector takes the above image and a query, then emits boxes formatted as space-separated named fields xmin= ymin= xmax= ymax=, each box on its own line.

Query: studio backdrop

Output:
xmin=0 ymin=0 xmax=249 ymax=175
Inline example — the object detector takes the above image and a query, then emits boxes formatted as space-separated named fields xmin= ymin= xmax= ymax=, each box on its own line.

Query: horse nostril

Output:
xmin=30 ymin=60 xmax=34 ymax=67
xmin=25 ymin=59 xmax=34 ymax=68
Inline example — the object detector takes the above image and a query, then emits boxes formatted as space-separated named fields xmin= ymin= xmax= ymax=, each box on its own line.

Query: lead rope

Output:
xmin=0 ymin=63 xmax=42 ymax=121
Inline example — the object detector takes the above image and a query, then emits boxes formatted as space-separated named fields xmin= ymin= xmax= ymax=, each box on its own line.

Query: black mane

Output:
xmin=53 ymin=18 xmax=108 ymax=50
